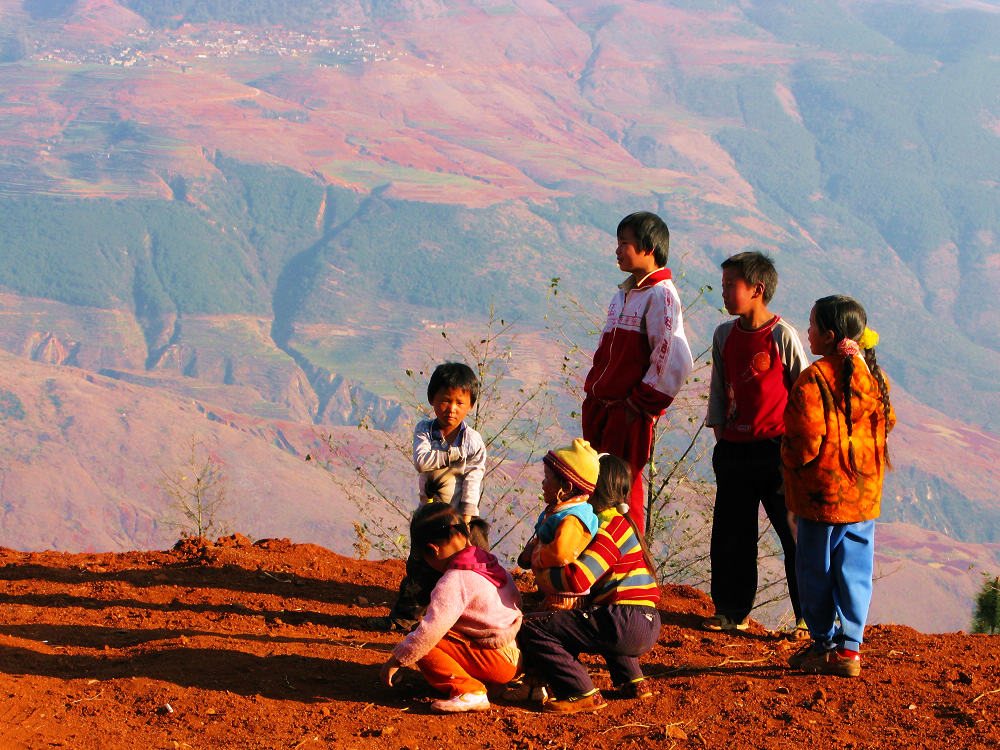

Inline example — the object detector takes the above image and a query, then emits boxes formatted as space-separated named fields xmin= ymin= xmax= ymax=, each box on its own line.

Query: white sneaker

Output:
xmin=430 ymin=691 xmax=490 ymax=713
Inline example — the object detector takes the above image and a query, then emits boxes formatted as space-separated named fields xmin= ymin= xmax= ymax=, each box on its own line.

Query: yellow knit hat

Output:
xmin=543 ymin=438 xmax=600 ymax=494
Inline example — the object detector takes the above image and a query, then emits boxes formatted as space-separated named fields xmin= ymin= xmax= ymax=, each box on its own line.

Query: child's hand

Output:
xmin=517 ymin=537 xmax=538 ymax=570
xmin=380 ymin=656 xmax=401 ymax=688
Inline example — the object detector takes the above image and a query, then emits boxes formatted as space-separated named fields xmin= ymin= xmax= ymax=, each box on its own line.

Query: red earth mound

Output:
xmin=0 ymin=537 xmax=996 ymax=749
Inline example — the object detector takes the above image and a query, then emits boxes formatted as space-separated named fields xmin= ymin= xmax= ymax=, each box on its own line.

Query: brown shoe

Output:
xmin=795 ymin=645 xmax=862 ymax=677
xmin=542 ymin=691 xmax=609 ymax=714
xmin=702 ymin=614 xmax=749 ymax=632
xmin=616 ymin=678 xmax=653 ymax=700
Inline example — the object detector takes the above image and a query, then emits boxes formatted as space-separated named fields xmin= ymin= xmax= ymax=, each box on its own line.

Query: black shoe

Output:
xmin=371 ymin=615 xmax=418 ymax=632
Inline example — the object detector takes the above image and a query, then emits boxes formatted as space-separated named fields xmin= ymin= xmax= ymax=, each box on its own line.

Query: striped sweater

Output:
xmin=539 ymin=509 xmax=660 ymax=607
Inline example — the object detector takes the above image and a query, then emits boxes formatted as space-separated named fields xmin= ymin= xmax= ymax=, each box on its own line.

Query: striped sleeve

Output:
xmin=541 ymin=514 xmax=659 ymax=606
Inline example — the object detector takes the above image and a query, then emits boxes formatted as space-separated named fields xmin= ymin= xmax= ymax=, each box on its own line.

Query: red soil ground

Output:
xmin=0 ymin=537 xmax=996 ymax=749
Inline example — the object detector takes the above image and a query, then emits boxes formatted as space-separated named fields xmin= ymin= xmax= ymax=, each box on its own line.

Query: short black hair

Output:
xmin=410 ymin=502 xmax=468 ymax=552
xmin=426 ymin=361 xmax=479 ymax=405
xmin=618 ymin=211 xmax=670 ymax=267
xmin=721 ymin=251 xmax=778 ymax=304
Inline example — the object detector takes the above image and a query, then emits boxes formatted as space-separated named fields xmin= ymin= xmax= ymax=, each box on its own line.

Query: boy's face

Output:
xmin=720 ymin=267 xmax=761 ymax=316
xmin=541 ymin=464 xmax=562 ymax=505
xmin=616 ymin=226 xmax=659 ymax=278
xmin=430 ymin=386 xmax=473 ymax=437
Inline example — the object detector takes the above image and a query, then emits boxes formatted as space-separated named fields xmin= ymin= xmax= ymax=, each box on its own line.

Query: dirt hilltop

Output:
xmin=0 ymin=537 xmax=996 ymax=750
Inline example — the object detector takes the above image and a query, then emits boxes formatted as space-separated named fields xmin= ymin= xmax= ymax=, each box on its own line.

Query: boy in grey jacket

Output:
xmin=703 ymin=252 xmax=808 ymax=634
xmin=385 ymin=362 xmax=486 ymax=630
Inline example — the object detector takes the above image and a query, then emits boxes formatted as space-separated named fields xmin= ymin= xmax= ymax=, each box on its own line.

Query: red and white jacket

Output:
xmin=584 ymin=268 xmax=694 ymax=416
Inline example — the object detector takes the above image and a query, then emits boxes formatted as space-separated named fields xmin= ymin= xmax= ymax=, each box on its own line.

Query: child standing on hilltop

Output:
xmin=582 ymin=211 xmax=694 ymax=533
xmin=784 ymin=295 xmax=895 ymax=677
xmin=517 ymin=439 xmax=601 ymax=610
xmin=383 ymin=362 xmax=487 ymax=631
xmin=380 ymin=503 xmax=522 ymax=713
xmin=703 ymin=252 xmax=808 ymax=634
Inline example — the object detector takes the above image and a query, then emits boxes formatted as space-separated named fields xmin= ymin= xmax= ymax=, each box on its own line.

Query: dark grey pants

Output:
xmin=518 ymin=604 xmax=660 ymax=699
xmin=710 ymin=438 xmax=801 ymax=622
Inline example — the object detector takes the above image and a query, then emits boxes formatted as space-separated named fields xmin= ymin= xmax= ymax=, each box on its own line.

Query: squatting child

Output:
xmin=517 ymin=438 xmax=601 ymax=610
xmin=385 ymin=362 xmax=487 ymax=630
xmin=784 ymin=295 xmax=895 ymax=677
xmin=518 ymin=454 xmax=661 ymax=713
xmin=380 ymin=503 xmax=522 ymax=713
xmin=582 ymin=211 xmax=694 ymax=533
xmin=703 ymin=251 xmax=809 ymax=633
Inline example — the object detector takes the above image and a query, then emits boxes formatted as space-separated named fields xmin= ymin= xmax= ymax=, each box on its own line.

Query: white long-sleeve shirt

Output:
xmin=412 ymin=418 xmax=486 ymax=518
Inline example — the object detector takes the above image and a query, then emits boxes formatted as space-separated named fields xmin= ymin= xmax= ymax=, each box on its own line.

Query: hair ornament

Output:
xmin=837 ymin=337 xmax=861 ymax=358
xmin=858 ymin=327 xmax=879 ymax=350
xmin=617 ymin=502 xmax=629 ymax=515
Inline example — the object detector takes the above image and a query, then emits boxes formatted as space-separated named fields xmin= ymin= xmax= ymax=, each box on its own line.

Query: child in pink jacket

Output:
xmin=380 ymin=503 xmax=522 ymax=713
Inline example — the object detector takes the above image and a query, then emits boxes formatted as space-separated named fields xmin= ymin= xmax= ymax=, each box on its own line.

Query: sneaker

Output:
xmin=788 ymin=641 xmax=831 ymax=669
xmin=615 ymin=678 xmax=653 ymax=700
xmin=502 ymin=677 xmax=549 ymax=703
xmin=821 ymin=648 xmax=862 ymax=677
xmin=430 ymin=691 xmax=491 ymax=713
xmin=702 ymin=614 xmax=749 ymax=632
xmin=790 ymin=619 xmax=811 ymax=641
xmin=542 ymin=690 xmax=609 ymax=714
xmin=794 ymin=645 xmax=862 ymax=677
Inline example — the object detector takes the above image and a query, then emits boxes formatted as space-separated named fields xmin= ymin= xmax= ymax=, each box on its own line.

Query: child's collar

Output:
xmin=431 ymin=419 xmax=465 ymax=439
xmin=620 ymin=267 xmax=672 ymax=291
xmin=545 ymin=495 xmax=590 ymax=514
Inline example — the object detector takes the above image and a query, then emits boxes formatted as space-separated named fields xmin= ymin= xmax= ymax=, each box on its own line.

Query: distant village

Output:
xmin=32 ymin=24 xmax=402 ymax=70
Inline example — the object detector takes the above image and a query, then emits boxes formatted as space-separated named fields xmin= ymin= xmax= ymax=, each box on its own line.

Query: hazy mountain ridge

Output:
xmin=0 ymin=0 xmax=997 ymax=630
xmin=0 ymin=0 xmax=995 ymax=417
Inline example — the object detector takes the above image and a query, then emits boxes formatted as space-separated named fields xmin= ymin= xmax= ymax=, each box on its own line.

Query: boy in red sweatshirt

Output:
xmin=582 ymin=211 xmax=694 ymax=533
xmin=703 ymin=251 xmax=808 ymax=632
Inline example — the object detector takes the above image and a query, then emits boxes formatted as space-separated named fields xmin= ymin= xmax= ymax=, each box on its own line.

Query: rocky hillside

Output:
xmin=0 ymin=537 xmax=997 ymax=749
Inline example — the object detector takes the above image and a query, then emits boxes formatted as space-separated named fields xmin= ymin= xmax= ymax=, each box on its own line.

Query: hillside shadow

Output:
xmin=0 ymin=591 xmax=387 ymax=632
xmin=0 ymin=643 xmax=404 ymax=703
xmin=0 ymin=622 xmax=395 ymax=650
xmin=0 ymin=561 xmax=397 ymax=607
xmin=644 ymin=659 xmax=788 ymax=680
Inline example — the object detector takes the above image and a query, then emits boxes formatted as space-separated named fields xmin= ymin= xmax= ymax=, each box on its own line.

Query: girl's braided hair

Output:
xmin=589 ymin=454 xmax=659 ymax=582
xmin=813 ymin=295 xmax=892 ymax=471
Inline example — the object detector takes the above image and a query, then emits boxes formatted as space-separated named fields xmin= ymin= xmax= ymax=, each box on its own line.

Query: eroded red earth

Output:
xmin=0 ymin=537 xmax=996 ymax=749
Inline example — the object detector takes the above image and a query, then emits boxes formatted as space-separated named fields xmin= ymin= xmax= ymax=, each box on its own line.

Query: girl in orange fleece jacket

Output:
xmin=783 ymin=295 xmax=895 ymax=677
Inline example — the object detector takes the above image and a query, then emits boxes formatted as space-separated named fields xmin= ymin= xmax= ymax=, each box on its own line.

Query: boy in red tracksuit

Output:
xmin=582 ymin=211 xmax=694 ymax=533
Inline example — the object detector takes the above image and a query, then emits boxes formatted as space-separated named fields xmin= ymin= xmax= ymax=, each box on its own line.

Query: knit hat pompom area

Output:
xmin=543 ymin=438 xmax=600 ymax=494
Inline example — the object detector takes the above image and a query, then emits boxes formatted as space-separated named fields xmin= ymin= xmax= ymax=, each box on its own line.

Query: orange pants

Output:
xmin=416 ymin=631 xmax=518 ymax=697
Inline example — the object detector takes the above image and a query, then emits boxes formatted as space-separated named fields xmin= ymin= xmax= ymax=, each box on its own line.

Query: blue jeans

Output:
xmin=795 ymin=518 xmax=875 ymax=651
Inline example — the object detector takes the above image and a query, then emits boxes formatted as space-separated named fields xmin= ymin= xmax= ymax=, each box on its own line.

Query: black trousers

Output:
xmin=388 ymin=553 xmax=441 ymax=623
xmin=518 ymin=604 xmax=660 ymax=699
xmin=709 ymin=438 xmax=801 ymax=622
